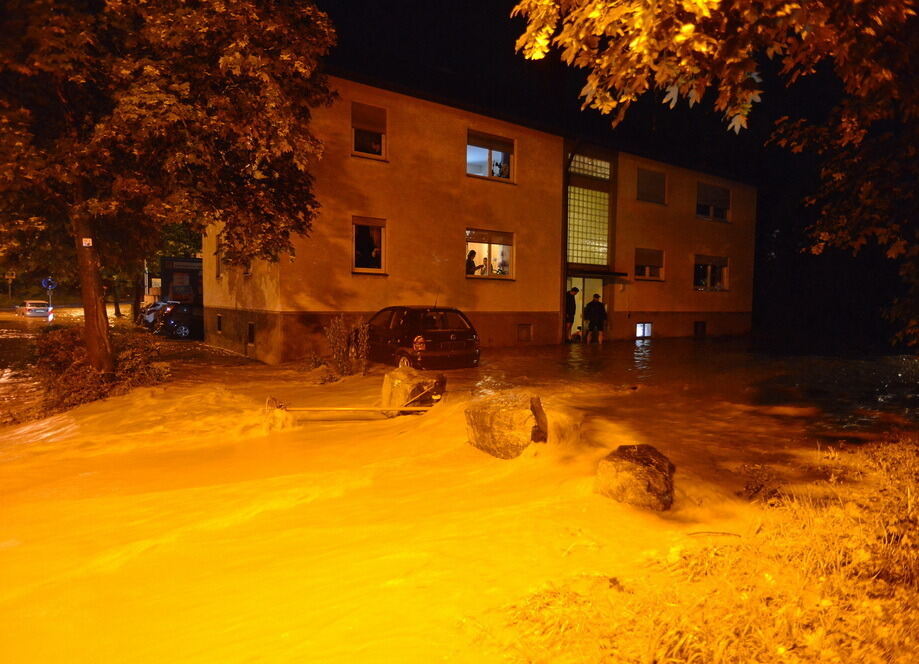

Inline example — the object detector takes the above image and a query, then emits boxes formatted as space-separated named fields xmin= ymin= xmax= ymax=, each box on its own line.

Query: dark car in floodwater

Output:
xmin=154 ymin=303 xmax=204 ymax=340
xmin=367 ymin=306 xmax=480 ymax=369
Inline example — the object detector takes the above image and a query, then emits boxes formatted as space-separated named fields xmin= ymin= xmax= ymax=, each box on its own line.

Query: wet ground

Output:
xmin=1 ymin=308 xmax=917 ymax=662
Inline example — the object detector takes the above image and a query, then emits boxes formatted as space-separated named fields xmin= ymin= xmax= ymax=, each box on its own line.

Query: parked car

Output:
xmin=367 ymin=306 xmax=480 ymax=369
xmin=137 ymin=300 xmax=180 ymax=328
xmin=15 ymin=300 xmax=51 ymax=317
xmin=154 ymin=303 xmax=203 ymax=339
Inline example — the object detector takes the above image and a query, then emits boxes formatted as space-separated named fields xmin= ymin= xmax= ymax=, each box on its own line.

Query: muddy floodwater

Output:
xmin=0 ymin=309 xmax=917 ymax=663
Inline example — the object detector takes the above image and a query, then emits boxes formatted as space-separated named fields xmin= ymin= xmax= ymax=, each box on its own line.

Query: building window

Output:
xmin=465 ymin=228 xmax=513 ymax=278
xmin=216 ymin=314 xmax=223 ymax=333
xmin=636 ymin=322 xmax=653 ymax=338
xmin=517 ymin=323 xmax=533 ymax=343
xmin=694 ymin=255 xmax=729 ymax=291
xmin=246 ymin=321 xmax=256 ymax=345
xmin=637 ymin=168 xmax=666 ymax=204
xmin=353 ymin=216 xmax=386 ymax=273
xmin=635 ymin=248 xmax=664 ymax=280
xmin=569 ymin=154 xmax=611 ymax=180
xmin=694 ymin=321 xmax=707 ymax=337
xmin=696 ymin=183 xmax=730 ymax=221
xmin=567 ymin=185 xmax=609 ymax=265
xmin=466 ymin=131 xmax=513 ymax=180
xmin=351 ymin=102 xmax=386 ymax=158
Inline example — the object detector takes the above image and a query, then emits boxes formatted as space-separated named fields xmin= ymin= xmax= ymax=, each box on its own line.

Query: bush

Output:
xmin=33 ymin=327 xmax=169 ymax=410
xmin=322 ymin=315 xmax=370 ymax=377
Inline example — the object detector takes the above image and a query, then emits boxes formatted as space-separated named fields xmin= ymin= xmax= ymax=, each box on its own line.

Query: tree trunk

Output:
xmin=132 ymin=271 xmax=144 ymax=324
xmin=72 ymin=213 xmax=114 ymax=374
xmin=112 ymin=280 xmax=122 ymax=318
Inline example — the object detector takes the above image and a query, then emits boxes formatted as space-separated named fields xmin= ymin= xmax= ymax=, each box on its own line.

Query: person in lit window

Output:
xmin=583 ymin=293 xmax=607 ymax=344
xmin=465 ymin=250 xmax=485 ymax=276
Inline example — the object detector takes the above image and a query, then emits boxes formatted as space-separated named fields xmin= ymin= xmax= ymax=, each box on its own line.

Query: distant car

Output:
xmin=154 ymin=303 xmax=203 ymax=339
xmin=367 ymin=306 xmax=480 ymax=369
xmin=137 ymin=300 xmax=180 ymax=328
xmin=15 ymin=300 xmax=51 ymax=317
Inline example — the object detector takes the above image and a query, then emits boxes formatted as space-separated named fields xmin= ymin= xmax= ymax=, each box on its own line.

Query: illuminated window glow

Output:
xmin=569 ymin=154 xmax=610 ymax=179
xmin=467 ymin=131 xmax=513 ymax=180
xmin=465 ymin=228 xmax=513 ymax=278
xmin=567 ymin=185 xmax=608 ymax=265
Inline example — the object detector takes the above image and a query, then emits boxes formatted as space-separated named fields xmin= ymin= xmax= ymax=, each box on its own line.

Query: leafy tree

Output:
xmin=0 ymin=0 xmax=336 ymax=372
xmin=514 ymin=0 xmax=918 ymax=344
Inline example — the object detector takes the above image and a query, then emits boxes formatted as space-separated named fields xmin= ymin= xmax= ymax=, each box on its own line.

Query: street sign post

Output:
xmin=4 ymin=271 xmax=14 ymax=300
xmin=41 ymin=277 xmax=57 ymax=322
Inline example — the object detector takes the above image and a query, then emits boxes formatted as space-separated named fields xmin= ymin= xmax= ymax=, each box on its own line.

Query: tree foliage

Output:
xmin=514 ymin=0 xmax=918 ymax=344
xmin=0 ymin=0 xmax=336 ymax=368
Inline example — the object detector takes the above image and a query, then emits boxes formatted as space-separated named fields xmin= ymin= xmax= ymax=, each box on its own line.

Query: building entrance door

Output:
xmin=566 ymin=276 xmax=604 ymax=340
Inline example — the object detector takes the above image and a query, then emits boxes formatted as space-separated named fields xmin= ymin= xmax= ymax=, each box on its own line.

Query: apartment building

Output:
xmin=564 ymin=147 xmax=756 ymax=340
xmin=203 ymin=76 xmax=756 ymax=363
xmin=203 ymin=76 xmax=565 ymax=363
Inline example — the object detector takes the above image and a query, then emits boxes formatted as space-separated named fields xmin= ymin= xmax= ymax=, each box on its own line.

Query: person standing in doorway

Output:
xmin=583 ymin=293 xmax=607 ymax=344
xmin=564 ymin=286 xmax=579 ymax=342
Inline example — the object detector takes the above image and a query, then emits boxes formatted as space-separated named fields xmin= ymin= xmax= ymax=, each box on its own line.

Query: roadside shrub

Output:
xmin=33 ymin=327 xmax=169 ymax=411
xmin=323 ymin=314 xmax=352 ymax=376
xmin=322 ymin=316 xmax=370 ymax=377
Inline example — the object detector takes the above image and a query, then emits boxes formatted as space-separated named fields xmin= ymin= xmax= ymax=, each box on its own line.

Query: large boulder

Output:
xmin=595 ymin=444 xmax=676 ymax=511
xmin=464 ymin=392 xmax=548 ymax=459
xmin=381 ymin=368 xmax=446 ymax=416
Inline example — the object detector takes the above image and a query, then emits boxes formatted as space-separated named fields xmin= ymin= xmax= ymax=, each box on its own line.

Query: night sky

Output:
xmin=316 ymin=0 xmax=903 ymax=353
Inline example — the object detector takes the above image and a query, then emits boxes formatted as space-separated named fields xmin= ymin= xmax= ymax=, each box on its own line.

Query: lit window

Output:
xmin=352 ymin=102 xmax=386 ymax=158
xmin=567 ymin=185 xmax=609 ymax=265
xmin=694 ymin=255 xmax=728 ymax=291
xmin=353 ymin=216 xmax=386 ymax=273
xmin=696 ymin=183 xmax=730 ymax=221
xmin=569 ymin=154 xmax=611 ymax=179
xmin=636 ymin=322 xmax=652 ymax=338
xmin=635 ymin=248 xmax=664 ymax=280
xmin=637 ymin=168 xmax=666 ymax=204
xmin=467 ymin=131 xmax=513 ymax=180
xmin=465 ymin=229 xmax=513 ymax=278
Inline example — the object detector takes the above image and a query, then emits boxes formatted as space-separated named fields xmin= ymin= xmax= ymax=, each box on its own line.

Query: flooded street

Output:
xmin=0 ymin=311 xmax=917 ymax=663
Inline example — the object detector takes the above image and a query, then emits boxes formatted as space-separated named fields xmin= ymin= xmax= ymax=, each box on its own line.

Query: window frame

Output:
xmin=634 ymin=248 xmax=665 ymax=281
xmin=636 ymin=167 xmax=667 ymax=205
xmin=351 ymin=101 xmax=387 ymax=161
xmin=352 ymin=216 xmax=387 ymax=275
xmin=466 ymin=130 xmax=515 ymax=183
xmin=696 ymin=182 xmax=731 ymax=222
xmin=693 ymin=255 xmax=729 ymax=291
xmin=465 ymin=228 xmax=515 ymax=280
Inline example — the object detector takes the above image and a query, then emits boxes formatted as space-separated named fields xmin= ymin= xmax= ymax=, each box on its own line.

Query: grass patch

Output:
xmin=475 ymin=437 xmax=919 ymax=663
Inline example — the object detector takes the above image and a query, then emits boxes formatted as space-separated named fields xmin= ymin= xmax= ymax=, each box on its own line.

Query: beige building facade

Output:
xmin=204 ymin=77 xmax=566 ymax=363
xmin=203 ymin=77 xmax=756 ymax=363
xmin=563 ymin=148 xmax=756 ymax=341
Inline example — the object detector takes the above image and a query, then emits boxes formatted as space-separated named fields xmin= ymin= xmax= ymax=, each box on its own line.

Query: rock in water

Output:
xmin=381 ymin=367 xmax=446 ymax=416
xmin=464 ymin=392 xmax=548 ymax=459
xmin=595 ymin=444 xmax=676 ymax=511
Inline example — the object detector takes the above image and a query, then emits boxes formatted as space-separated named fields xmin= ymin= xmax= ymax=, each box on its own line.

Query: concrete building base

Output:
xmin=204 ymin=307 xmax=561 ymax=364
xmin=610 ymin=311 xmax=752 ymax=339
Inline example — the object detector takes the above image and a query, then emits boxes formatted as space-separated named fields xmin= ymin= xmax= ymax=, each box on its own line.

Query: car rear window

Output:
xmin=421 ymin=311 xmax=471 ymax=331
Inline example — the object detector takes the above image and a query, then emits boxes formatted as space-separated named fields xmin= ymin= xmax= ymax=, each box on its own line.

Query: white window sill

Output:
xmin=465 ymin=173 xmax=516 ymax=185
xmin=634 ymin=276 xmax=665 ymax=282
xmin=352 ymin=269 xmax=388 ymax=276
xmin=351 ymin=151 xmax=388 ymax=163
xmin=466 ymin=275 xmax=515 ymax=281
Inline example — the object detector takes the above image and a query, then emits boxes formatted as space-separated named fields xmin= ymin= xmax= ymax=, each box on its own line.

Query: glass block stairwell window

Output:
xmin=567 ymin=185 xmax=609 ymax=264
